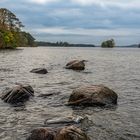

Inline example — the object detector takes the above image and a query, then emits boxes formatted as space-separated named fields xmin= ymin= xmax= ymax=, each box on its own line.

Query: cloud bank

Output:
xmin=0 ymin=0 xmax=140 ymax=45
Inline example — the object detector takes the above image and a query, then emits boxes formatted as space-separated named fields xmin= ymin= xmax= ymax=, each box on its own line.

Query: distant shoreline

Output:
xmin=36 ymin=41 xmax=140 ymax=48
xmin=36 ymin=41 xmax=95 ymax=47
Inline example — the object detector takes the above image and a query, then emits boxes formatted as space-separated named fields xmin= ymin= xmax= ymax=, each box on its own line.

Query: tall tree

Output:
xmin=0 ymin=8 xmax=24 ymax=31
xmin=0 ymin=8 xmax=35 ymax=48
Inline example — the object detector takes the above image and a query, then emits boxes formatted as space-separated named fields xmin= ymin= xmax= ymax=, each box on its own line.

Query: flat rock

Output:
xmin=30 ymin=68 xmax=48 ymax=74
xmin=68 ymin=85 xmax=118 ymax=106
xmin=44 ymin=116 xmax=90 ymax=130
xmin=44 ymin=116 xmax=86 ymax=125
xmin=1 ymin=85 xmax=34 ymax=104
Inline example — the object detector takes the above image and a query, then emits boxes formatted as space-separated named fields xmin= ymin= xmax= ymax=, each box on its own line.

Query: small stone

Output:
xmin=30 ymin=68 xmax=48 ymax=74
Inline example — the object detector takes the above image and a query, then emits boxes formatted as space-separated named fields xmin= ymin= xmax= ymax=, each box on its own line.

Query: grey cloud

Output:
xmin=0 ymin=0 xmax=140 ymax=45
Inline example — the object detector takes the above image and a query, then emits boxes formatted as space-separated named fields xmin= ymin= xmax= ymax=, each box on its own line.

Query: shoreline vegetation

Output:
xmin=0 ymin=8 xmax=36 ymax=49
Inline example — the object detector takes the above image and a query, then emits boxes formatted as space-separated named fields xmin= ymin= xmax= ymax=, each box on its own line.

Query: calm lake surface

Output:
xmin=0 ymin=47 xmax=140 ymax=140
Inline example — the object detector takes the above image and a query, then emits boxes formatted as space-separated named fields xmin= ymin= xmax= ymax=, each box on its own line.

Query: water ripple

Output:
xmin=0 ymin=47 xmax=140 ymax=140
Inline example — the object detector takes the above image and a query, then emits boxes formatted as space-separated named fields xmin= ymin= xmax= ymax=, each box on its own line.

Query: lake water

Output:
xmin=0 ymin=47 xmax=140 ymax=140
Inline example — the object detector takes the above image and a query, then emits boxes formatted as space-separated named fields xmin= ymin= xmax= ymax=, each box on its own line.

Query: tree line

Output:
xmin=36 ymin=40 xmax=115 ymax=48
xmin=36 ymin=41 xmax=95 ymax=47
xmin=0 ymin=8 xmax=36 ymax=49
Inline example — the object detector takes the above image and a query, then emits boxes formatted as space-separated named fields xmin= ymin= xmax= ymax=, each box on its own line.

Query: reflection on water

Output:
xmin=0 ymin=47 xmax=140 ymax=140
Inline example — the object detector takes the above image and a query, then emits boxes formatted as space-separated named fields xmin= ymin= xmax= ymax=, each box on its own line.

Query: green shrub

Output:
xmin=3 ymin=31 xmax=17 ymax=48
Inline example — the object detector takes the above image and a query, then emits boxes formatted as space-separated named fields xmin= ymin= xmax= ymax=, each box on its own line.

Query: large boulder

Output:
xmin=65 ymin=60 xmax=86 ymax=70
xmin=1 ymin=85 xmax=34 ymax=104
xmin=68 ymin=85 xmax=118 ymax=106
xmin=27 ymin=128 xmax=55 ymax=140
xmin=27 ymin=126 xmax=90 ymax=140
xmin=30 ymin=68 xmax=48 ymax=74
xmin=55 ymin=126 xmax=90 ymax=140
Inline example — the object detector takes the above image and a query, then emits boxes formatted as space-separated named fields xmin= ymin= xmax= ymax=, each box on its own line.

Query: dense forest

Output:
xmin=0 ymin=8 xmax=36 ymax=49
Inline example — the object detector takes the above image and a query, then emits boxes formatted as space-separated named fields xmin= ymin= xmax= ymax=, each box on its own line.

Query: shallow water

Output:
xmin=0 ymin=47 xmax=140 ymax=140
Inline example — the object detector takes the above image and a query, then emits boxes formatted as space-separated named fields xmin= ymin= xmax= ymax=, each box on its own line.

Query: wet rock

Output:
xmin=27 ymin=126 xmax=90 ymax=140
xmin=68 ymin=85 xmax=118 ymax=106
xmin=65 ymin=60 xmax=86 ymax=70
xmin=55 ymin=126 xmax=91 ymax=140
xmin=1 ymin=85 xmax=34 ymax=104
xmin=30 ymin=68 xmax=48 ymax=74
xmin=27 ymin=128 xmax=55 ymax=140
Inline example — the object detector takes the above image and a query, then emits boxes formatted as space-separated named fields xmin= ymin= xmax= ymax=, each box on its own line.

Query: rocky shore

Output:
xmin=0 ymin=59 xmax=118 ymax=140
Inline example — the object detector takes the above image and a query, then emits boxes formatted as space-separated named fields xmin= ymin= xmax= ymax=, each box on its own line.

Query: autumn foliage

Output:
xmin=0 ymin=8 xmax=35 ymax=49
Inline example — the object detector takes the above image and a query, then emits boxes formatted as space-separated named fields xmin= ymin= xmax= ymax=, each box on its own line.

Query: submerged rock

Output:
xmin=1 ymin=85 xmax=34 ymax=104
xmin=38 ymin=92 xmax=61 ymax=98
xmin=65 ymin=60 xmax=86 ymax=70
xmin=27 ymin=126 xmax=90 ymax=140
xmin=44 ymin=116 xmax=86 ymax=125
xmin=30 ymin=68 xmax=48 ymax=74
xmin=55 ymin=126 xmax=90 ymax=140
xmin=44 ymin=116 xmax=90 ymax=131
xmin=68 ymin=85 xmax=118 ymax=106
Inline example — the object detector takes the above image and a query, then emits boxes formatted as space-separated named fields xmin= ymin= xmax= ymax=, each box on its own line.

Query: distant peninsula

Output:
xmin=118 ymin=44 xmax=140 ymax=48
xmin=36 ymin=41 xmax=95 ymax=47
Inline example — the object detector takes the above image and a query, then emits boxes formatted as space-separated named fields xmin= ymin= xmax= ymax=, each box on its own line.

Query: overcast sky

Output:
xmin=0 ymin=0 xmax=140 ymax=45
